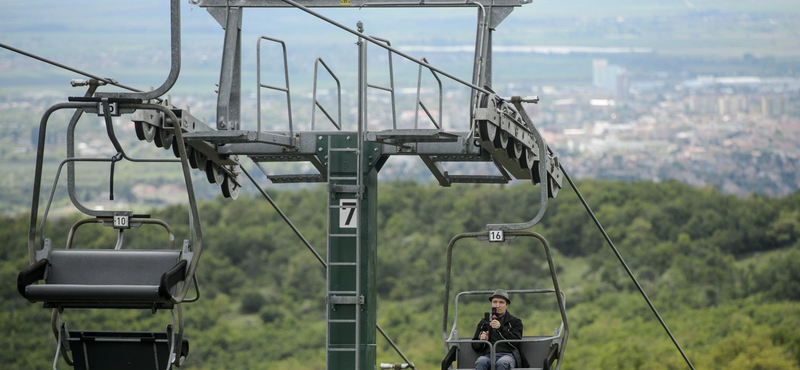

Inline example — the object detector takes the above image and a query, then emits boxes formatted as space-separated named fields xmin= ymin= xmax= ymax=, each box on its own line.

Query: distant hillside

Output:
xmin=2 ymin=180 xmax=799 ymax=369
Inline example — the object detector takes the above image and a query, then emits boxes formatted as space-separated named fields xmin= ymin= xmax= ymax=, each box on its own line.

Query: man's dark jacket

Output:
xmin=471 ymin=311 xmax=529 ymax=368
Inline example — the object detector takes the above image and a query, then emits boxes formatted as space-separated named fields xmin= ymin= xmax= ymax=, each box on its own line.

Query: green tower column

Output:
xmin=325 ymin=133 xmax=381 ymax=370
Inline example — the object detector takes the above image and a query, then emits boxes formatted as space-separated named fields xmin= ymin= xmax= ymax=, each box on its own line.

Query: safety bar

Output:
xmin=311 ymin=57 xmax=342 ymax=130
xmin=257 ymin=36 xmax=294 ymax=142
xmin=447 ymin=289 xmax=566 ymax=343
xmin=414 ymin=56 xmax=443 ymax=130
xmin=40 ymin=157 xmax=181 ymax=244
xmin=441 ymin=231 xmax=568 ymax=370
xmin=65 ymin=218 xmax=176 ymax=251
xmin=367 ymin=35 xmax=398 ymax=130
xmin=95 ymin=0 xmax=180 ymax=100
xmin=71 ymin=99 xmax=180 ymax=218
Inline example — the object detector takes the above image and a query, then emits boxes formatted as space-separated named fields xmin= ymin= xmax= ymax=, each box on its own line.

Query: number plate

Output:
xmin=489 ymin=230 xmax=504 ymax=242
xmin=339 ymin=199 xmax=357 ymax=229
xmin=97 ymin=102 xmax=120 ymax=117
xmin=113 ymin=215 xmax=129 ymax=229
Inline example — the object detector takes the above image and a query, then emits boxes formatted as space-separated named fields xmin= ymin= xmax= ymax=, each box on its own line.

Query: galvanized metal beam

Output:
xmin=217 ymin=7 xmax=243 ymax=130
xmin=216 ymin=131 xmax=483 ymax=157
xmin=194 ymin=0 xmax=528 ymax=8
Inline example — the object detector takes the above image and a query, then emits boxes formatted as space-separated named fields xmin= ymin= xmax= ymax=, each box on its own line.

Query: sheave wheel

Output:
xmin=159 ymin=127 xmax=173 ymax=150
xmin=494 ymin=130 xmax=509 ymax=150
xmin=548 ymin=176 xmax=559 ymax=198
xmin=172 ymin=138 xmax=190 ymax=159
xmin=187 ymin=147 xmax=199 ymax=169
xmin=479 ymin=120 xmax=498 ymax=142
xmin=476 ymin=94 xmax=498 ymax=142
xmin=205 ymin=162 xmax=224 ymax=184
xmin=520 ymin=148 xmax=537 ymax=170
xmin=195 ymin=150 xmax=208 ymax=171
xmin=205 ymin=161 xmax=217 ymax=184
xmin=221 ymin=174 xmax=239 ymax=199
xmin=154 ymin=127 xmax=164 ymax=148
xmin=142 ymin=123 xmax=157 ymax=143
xmin=508 ymin=138 xmax=523 ymax=161
xmin=531 ymin=164 xmax=543 ymax=184
xmin=135 ymin=121 xmax=146 ymax=141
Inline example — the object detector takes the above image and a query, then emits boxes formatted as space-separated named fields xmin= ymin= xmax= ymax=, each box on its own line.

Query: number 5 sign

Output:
xmin=339 ymin=199 xmax=358 ymax=228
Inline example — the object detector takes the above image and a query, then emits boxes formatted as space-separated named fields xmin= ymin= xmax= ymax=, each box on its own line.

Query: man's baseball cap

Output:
xmin=489 ymin=289 xmax=510 ymax=304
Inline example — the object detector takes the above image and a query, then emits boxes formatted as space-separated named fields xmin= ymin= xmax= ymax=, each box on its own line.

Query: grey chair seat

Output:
xmin=18 ymin=249 xmax=186 ymax=309
xmin=445 ymin=336 xmax=558 ymax=370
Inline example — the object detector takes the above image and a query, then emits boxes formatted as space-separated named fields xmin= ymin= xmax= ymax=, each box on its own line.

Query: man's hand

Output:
xmin=490 ymin=320 xmax=501 ymax=329
xmin=479 ymin=331 xmax=489 ymax=341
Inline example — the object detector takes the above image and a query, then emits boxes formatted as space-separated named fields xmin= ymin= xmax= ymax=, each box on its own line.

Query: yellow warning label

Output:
xmin=340 ymin=0 xmax=350 ymax=5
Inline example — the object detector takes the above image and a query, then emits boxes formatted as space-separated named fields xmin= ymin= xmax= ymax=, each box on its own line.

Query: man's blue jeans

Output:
xmin=475 ymin=353 xmax=516 ymax=370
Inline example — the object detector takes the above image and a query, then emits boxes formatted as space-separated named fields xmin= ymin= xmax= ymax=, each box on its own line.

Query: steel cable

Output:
xmin=0 ymin=42 xmax=143 ymax=93
xmin=241 ymin=162 xmax=417 ymax=369
xmin=561 ymin=166 xmax=696 ymax=370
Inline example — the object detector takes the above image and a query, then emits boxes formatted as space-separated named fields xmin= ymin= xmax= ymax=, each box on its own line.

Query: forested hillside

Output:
xmin=2 ymin=180 xmax=799 ymax=369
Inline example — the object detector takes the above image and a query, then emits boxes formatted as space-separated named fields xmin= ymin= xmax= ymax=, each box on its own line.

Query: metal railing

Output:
xmin=414 ymin=56 xmax=443 ymax=130
xmin=447 ymin=289 xmax=566 ymax=343
xmin=257 ymin=36 xmax=294 ymax=141
xmin=367 ymin=35 xmax=398 ymax=130
xmin=311 ymin=57 xmax=342 ymax=130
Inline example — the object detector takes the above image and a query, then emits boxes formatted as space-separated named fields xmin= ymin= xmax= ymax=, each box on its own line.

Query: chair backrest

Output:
xmin=518 ymin=337 xmax=554 ymax=368
xmin=47 ymin=249 xmax=181 ymax=286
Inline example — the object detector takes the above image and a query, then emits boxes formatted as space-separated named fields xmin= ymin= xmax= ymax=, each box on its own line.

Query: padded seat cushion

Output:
xmin=21 ymin=249 xmax=183 ymax=305
xmin=25 ymin=285 xmax=162 ymax=302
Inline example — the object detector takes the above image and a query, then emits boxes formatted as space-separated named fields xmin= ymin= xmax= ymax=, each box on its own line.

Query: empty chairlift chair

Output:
xmin=17 ymin=101 xmax=204 ymax=370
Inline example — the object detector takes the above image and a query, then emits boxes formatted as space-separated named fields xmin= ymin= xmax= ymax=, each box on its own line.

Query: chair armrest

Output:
xmin=441 ymin=345 xmax=458 ymax=370
xmin=543 ymin=343 xmax=559 ymax=370
xmin=18 ymin=259 xmax=48 ymax=298
xmin=159 ymin=260 xmax=187 ymax=299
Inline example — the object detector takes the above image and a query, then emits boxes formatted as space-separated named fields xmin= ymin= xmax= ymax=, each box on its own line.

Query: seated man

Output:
xmin=472 ymin=289 xmax=527 ymax=370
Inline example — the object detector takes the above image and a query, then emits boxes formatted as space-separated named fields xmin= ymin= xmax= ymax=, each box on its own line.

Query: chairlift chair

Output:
xmin=17 ymin=101 xmax=203 ymax=370
xmin=440 ymin=232 xmax=569 ymax=370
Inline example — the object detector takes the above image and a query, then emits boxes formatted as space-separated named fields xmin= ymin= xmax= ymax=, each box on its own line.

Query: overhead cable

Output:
xmin=561 ymin=167 xmax=696 ymax=370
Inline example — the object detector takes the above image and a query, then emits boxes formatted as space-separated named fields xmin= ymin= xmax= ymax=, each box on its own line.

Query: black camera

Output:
xmin=483 ymin=307 xmax=498 ymax=332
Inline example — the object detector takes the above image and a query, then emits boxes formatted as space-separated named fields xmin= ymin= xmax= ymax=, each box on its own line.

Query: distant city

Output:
xmin=534 ymin=58 xmax=799 ymax=196
xmin=3 ymin=54 xmax=797 ymax=207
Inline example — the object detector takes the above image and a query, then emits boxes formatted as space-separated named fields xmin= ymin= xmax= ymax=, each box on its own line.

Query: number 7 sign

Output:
xmin=339 ymin=199 xmax=358 ymax=228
